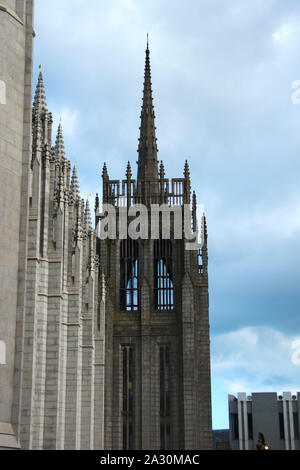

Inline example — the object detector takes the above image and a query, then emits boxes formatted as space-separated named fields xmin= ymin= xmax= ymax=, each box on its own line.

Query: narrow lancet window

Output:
xmin=154 ymin=239 xmax=174 ymax=310
xmin=160 ymin=346 xmax=171 ymax=449
xmin=122 ymin=346 xmax=134 ymax=450
xmin=120 ymin=239 xmax=139 ymax=311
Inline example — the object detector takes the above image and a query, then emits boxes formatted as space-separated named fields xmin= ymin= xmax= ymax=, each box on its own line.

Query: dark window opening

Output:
xmin=160 ymin=346 xmax=171 ymax=450
xmin=154 ymin=240 xmax=174 ymax=311
xmin=231 ymin=413 xmax=239 ymax=440
xmin=248 ymin=413 xmax=253 ymax=440
xmin=293 ymin=413 xmax=299 ymax=439
xmin=120 ymin=239 xmax=139 ymax=311
xmin=279 ymin=412 xmax=284 ymax=440
xmin=122 ymin=346 xmax=134 ymax=450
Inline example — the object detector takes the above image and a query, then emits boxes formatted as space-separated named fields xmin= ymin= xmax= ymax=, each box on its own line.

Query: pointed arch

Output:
xmin=120 ymin=239 xmax=140 ymax=311
xmin=154 ymin=239 xmax=174 ymax=310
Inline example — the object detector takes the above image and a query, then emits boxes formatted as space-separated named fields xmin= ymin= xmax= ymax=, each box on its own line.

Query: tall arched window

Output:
xmin=122 ymin=345 xmax=134 ymax=449
xmin=160 ymin=346 xmax=171 ymax=449
xmin=120 ymin=239 xmax=139 ymax=311
xmin=154 ymin=239 xmax=174 ymax=310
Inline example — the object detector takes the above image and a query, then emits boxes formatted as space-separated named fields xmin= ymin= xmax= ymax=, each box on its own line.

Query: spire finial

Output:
xmin=102 ymin=162 xmax=108 ymax=180
xmin=126 ymin=161 xmax=132 ymax=180
xmin=159 ymin=160 xmax=165 ymax=179
xmin=146 ymin=33 xmax=149 ymax=51
xmin=184 ymin=160 xmax=190 ymax=178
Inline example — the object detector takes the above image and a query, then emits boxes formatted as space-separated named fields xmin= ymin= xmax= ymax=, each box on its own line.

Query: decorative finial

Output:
xmin=126 ymin=161 xmax=132 ymax=180
xmin=146 ymin=33 xmax=149 ymax=51
xmin=159 ymin=160 xmax=165 ymax=179
xmin=102 ymin=162 xmax=108 ymax=179
xmin=184 ymin=160 xmax=190 ymax=179
xmin=95 ymin=193 xmax=99 ymax=213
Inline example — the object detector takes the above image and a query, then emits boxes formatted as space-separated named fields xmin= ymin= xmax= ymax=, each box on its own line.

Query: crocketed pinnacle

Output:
xmin=159 ymin=161 xmax=165 ymax=179
xmin=55 ymin=123 xmax=66 ymax=160
xmin=33 ymin=69 xmax=48 ymax=113
xmin=201 ymin=213 xmax=208 ymax=244
xmin=102 ymin=162 xmax=108 ymax=180
xmin=95 ymin=193 xmax=100 ymax=213
xmin=126 ymin=161 xmax=132 ymax=180
xmin=137 ymin=40 xmax=159 ymax=186
xmin=71 ymin=165 xmax=80 ymax=202
xmin=184 ymin=160 xmax=191 ymax=203
xmin=184 ymin=160 xmax=190 ymax=179
xmin=85 ymin=199 xmax=93 ymax=231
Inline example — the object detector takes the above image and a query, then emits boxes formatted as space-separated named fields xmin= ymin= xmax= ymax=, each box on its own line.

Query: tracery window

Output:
xmin=154 ymin=239 xmax=174 ymax=310
xmin=120 ymin=239 xmax=139 ymax=311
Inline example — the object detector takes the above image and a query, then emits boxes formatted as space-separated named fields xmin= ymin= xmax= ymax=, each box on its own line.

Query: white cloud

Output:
xmin=272 ymin=23 xmax=292 ymax=43
xmin=212 ymin=326 xmax=300 ymax=395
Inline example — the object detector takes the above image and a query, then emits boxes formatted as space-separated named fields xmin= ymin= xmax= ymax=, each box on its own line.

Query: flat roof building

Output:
xmin=229 ymin=392 xmax=300 ymax=450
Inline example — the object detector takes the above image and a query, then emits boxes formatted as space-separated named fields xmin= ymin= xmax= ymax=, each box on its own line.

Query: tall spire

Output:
xmin=137 ymin=38 xmax=159 ymax=190
xmin=33 ymin=67 xmax=47 ymax=114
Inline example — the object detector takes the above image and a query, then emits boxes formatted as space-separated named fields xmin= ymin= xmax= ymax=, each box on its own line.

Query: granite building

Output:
xmin=0 ymin=0 xmax=213 ymax=450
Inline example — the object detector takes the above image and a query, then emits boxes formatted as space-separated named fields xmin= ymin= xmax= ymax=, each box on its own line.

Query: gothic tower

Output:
xmin=0 ymin=0 xmax=34 ymax=449
xmin=98 ymin=42 xmax=213 ymax=450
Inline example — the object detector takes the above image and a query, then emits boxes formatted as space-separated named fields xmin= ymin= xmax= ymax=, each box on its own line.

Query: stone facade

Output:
xmin=0 ymin=0 xmax=34 ymax=449
xmin=0 ymin=1 xmax=212 ymax=450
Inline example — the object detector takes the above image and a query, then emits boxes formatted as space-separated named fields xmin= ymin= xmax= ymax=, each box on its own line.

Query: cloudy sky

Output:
xmin=33 ymin=0 xmax=300 ymax=429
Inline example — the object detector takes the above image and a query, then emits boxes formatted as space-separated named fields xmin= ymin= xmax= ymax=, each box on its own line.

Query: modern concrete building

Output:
xmin=229 ymin=392 xmax=300 ymax=450
xmin=0 ymin=1 xmax=213 ymax=449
